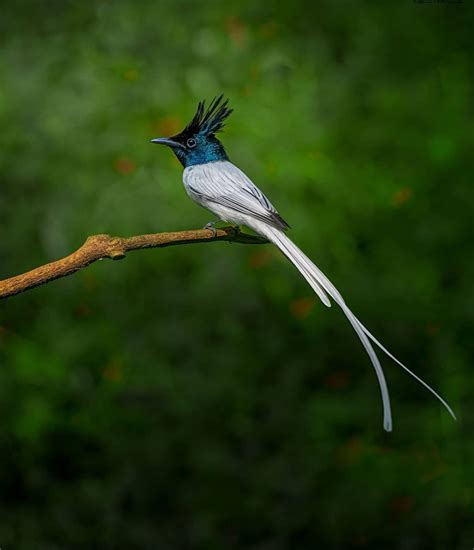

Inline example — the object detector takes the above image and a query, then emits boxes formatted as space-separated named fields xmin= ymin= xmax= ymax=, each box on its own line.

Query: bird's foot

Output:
xmin=203 ymin=220 xmax=219 ymax=237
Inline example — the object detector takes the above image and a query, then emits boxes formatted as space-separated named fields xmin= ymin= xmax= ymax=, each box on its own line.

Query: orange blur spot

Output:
xmin=226 ymin=16 xmax=247 ymax=48
xmin=338 ymin=436 xmax=363 ymax=465
xmin=259 ymin=21 xmax=279 ymax=38
xmin=392 ymin=187 xmax=413 ymax=206
xmin=114 ymin=157 xmax=136 ymax=175
xmin=425 ymin=323 xmax=441 ymax=336
xmin=103 ymin=358 xmax=123 ymax=383
xmin=249 ymin=64 xmax=260 ymax=79
xmin=249 ymin=250 xmax=273 ymax=269
xmin=324 ymin=370 xmax=350 ymax=389
xmin=123 ymin=68 xmax=139 ymax=81
xmin=390 ymin=496 xmax=414 ymax=517
xmin=74 ymin=304 xmax=92 ymax=318
xmin=152 ymin=116 xmax=182 ymax=137
xmin=290 ymin=296 xmax=316 ymax=319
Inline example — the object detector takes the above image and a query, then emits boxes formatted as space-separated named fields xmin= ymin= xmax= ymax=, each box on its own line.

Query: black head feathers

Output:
xmin=183 ymin=95 xmax=233 ymax=137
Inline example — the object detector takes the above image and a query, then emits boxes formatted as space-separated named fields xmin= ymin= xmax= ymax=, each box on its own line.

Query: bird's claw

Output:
xmin=204 ymin=221 xmax=218 ymax=237
xmin=203 ymin=221 xmax=241 ymax=239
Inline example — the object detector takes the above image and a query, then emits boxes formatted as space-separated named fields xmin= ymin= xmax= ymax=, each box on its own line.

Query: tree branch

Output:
xmin=0 ymin=227 xmax=268 ymax=300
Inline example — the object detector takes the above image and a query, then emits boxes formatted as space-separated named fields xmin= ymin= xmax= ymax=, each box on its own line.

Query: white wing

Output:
xmin=184 ymin=161 xmax=290 ymax=230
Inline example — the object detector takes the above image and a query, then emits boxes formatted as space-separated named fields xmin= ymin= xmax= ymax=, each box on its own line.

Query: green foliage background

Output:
xmin=0 ymin=1 xmax=473 ymax=548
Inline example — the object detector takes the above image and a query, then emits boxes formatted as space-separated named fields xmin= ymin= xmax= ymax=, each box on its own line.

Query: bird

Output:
xmin=151 ymin=94 xmax=456 ymax=432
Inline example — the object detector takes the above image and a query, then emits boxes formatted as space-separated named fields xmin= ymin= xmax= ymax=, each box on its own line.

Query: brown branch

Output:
xmin=0 ymin=227 xmax=268 ymax=300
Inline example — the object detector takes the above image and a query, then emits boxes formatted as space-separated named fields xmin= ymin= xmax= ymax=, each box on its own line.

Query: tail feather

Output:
xmin=282 ymin=238 xmax=456 ymax=420
xmin=271 ymin=231 xmax=332 ymax=308
xmin=356 ymin=319 xmax=457 ymax=421
xmin=262 ymin=226 xmax=455 ymax=431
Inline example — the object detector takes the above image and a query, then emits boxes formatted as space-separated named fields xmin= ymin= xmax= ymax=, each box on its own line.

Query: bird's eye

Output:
xmin=186 ymin=138 xmax=197 ymax=148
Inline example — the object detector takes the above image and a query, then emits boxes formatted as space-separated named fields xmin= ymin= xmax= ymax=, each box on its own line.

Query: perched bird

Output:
xmin=151 ymin=95 xmax=456 ymax=431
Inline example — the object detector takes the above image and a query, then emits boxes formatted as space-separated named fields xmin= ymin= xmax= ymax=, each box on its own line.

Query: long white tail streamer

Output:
xmin=260 ymin=225 xmax=456 ymax=431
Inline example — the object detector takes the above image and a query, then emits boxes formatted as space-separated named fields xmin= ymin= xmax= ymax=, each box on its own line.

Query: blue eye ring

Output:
xmin=186 ymin=137 xmax=197 ymax=149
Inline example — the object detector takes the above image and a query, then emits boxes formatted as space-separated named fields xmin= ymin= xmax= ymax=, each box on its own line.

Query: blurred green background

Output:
xmin=0 ymin=1 xmax=473 ymax=548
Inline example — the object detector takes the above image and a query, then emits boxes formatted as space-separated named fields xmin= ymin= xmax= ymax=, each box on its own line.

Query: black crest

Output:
xmin=183 ymin=95 xmax=233 ymax=137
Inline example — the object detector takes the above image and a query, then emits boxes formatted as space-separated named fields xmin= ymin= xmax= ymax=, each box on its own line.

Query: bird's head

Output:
xmin=151 ymin=95 xmax=233 ymax=168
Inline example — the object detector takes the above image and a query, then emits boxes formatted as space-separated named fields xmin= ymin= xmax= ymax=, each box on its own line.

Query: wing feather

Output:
xmin=187 ymin=162 xmax=290 ymax=231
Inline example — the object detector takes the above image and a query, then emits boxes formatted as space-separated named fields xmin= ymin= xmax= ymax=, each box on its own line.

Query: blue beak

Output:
xmin=150 ymin=137 xmax=185 ymax=149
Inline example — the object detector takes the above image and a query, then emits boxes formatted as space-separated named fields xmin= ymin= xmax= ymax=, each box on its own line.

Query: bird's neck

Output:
xmin=178 ymin=139 xmax=229 ymax=168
